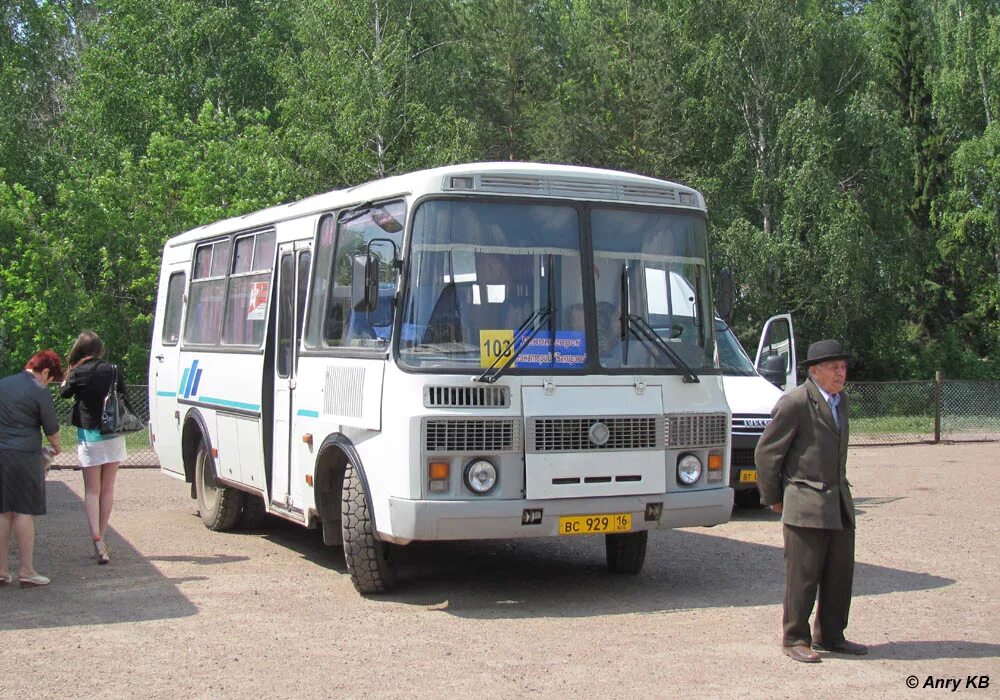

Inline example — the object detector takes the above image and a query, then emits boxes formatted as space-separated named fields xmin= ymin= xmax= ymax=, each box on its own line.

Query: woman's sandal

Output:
xmin=0 ymin=573 xmax=12 ymax=586
xmin=19 ymin=573 xmax=51 ymax=588
xmin=95 ymin=539 xmax=110 ymax=565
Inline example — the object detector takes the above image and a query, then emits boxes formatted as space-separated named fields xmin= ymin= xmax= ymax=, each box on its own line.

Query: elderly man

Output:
xmin=755 ymin=339 xmax=868 ymax=663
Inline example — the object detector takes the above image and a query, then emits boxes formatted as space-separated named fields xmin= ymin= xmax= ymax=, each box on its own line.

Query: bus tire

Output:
xmin=194 ymin=438 xmax=244 ymax=531
xmin=341 ymin=461 xmax=395 ymax=594
xmin=239 ymin=493 xmax=269 ymax=530
xmin=605 ymin=530 xmax=647 ymax=574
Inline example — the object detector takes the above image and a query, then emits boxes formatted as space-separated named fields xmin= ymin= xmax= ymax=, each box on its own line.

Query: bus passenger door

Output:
xmin=271 ymin=242 xmax=311 ymax=509
xmin=150 ymin=268 xmax=186 ymax=475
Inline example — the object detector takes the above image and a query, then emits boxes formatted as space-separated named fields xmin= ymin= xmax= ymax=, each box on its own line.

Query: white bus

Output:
xmin=149 ymin=162 xmax=733 ymax=593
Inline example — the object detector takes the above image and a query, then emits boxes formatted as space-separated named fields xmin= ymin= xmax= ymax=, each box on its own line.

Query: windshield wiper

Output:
xmin=625 ymin=313 xmax=700 ymax=383
xmin=474 ymin=306 xmax=553 ymax=384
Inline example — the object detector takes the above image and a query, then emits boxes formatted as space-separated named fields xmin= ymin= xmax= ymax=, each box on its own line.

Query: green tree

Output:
xmin=278 ymin=0 xmax=478 ymax=188
xmin=0 ymin=0 xmax=83 ymax=195
xmin=45 ymin=103 xmax=299 ymax=377
xmin=0 ymin=175 xmax=79 ymax=373
xmin=530 ymin=0 xmax=685 ymax=176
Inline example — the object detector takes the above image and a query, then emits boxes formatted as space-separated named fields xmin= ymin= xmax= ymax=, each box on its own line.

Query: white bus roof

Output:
xmin=167 ymin=161 xmax=705 ymax=247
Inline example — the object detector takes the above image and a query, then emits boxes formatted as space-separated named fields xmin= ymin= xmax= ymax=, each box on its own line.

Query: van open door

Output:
xmin=754 ymin=314 xmax=796 ymax=392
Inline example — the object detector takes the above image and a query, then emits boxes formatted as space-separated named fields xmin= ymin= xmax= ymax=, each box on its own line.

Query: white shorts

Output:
xmin=78 ymin=435 xmax=127 ymax=468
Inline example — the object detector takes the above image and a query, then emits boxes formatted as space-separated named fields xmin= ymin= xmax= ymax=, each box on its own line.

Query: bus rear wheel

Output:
xmin=605 ymin=530 xmax=648 ymax=574
xmin=341 ymin=461 xmax=395 ymax=594
xmin=194 ymin=438 xmax=244 ymax=531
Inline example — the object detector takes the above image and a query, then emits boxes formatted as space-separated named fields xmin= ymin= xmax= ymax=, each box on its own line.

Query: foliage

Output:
xmin=0 ymin=0 xmax=997 ymax=380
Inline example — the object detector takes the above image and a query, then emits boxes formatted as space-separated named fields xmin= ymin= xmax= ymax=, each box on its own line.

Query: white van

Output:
xmin=716 ymin=314 xmax=796 ymax=508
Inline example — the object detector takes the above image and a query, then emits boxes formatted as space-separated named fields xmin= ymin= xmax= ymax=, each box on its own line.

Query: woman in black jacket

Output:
xmin=59 ymin=331 xmax=127 ymax=564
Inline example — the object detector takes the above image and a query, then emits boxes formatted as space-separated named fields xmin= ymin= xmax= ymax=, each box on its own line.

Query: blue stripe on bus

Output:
xmin=296 ymin=409 xmax=320 ymax=418
xmin=199 ymin=396 xmax=261 ymax=412
xmin=157 ymin=391 xmax=177 ymax=398
xmin=178 ymin=368 xmax=190 ymax=396
xmin=190 ymin=368 xmax=203 ymax=397
xmin=183 ymin=359 xmax=200 ymax=398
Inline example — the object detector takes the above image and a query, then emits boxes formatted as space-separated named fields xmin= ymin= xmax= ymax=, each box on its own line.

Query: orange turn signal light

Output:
xmin=708 ymin=454 xmax=723 ymax=470
xmin=302 ymin=433 xmax=313 ymax=447
xmin=429 ymin=461 xmax=450 ymax=480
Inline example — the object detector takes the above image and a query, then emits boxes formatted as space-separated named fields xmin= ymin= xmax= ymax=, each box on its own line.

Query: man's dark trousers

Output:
xmin=782 ymin=522 xmax=855 ymax=647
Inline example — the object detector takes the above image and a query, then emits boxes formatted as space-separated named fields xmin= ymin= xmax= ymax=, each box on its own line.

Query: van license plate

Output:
xmin=739 ymin=470 xmax=757 ymax=483
xmin=558 ymin=513 xmax=631 ymax=535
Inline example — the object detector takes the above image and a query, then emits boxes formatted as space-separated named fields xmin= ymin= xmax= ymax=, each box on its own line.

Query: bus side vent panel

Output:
xmin=324 ymin=366 xmax=365 ymax=418
xmin=621 ymin=184 xmax=678 ymax=205
xmin=423 ymin=418 xmax=520 ymax=453
xmin=548 ymin=178 xmax=617 ymax=199
xmin=665 ymin=414 xmax=728 ymax=448
xmin=423 ymin=385 xmax=510 ymax=408
xmin=477 ymin=175 xmax=545 ymax=194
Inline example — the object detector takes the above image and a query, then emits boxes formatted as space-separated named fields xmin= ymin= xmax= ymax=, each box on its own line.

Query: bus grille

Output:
xmin=424 ymin=385 xmax=510 ymax=408
xmin=731 ymin=414 xmax=771 ymax=435
xmin=424 ymin=419 xmax=519 ymax=453
xmin=731 ymin=448 xmax=757 ymax=468
xmin=528 ymin=416 xmax=663 ymax=452
xmin=666 ymin=414 xmax=727 ymax=447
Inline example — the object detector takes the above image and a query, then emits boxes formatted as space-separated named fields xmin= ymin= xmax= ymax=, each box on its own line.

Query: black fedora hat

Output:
xmin=800 ymin=339 xmax=850 ymax=368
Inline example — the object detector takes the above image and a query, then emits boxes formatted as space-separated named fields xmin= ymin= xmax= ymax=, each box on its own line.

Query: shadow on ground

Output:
xmin=868 ymin=640 xmax=1000 ymax=660
xmin=252 ymin=508 xmax=954 ymax=620
xmin=0 ymin=482 xmax=199 ymax=631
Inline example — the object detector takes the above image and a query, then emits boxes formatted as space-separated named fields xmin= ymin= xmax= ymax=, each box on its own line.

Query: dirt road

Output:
xmin=2 ymin=442 xmax=999 ymax=699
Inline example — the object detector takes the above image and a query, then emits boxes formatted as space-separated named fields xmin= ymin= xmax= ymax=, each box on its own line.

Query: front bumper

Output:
xmin=384 ymin=487 xmax=733 ymax=544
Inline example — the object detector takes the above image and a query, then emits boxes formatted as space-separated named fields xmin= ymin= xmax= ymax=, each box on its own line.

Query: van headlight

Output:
xmin=464 ymin=459 xmax=498 ymax=494
xmin=677 ymin=453 xmax=703 ymax=485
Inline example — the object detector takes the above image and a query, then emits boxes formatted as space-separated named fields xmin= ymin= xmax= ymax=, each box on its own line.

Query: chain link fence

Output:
xmin=49 ymin=385 xmax=158 ymax=468
xmin=48 ymin=378 xmax=999 ymax=467
xmin=848 ymin=377 xmax=1000 ymax=445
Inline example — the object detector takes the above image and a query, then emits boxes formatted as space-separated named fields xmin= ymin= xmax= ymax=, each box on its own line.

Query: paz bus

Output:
xmin=148 ymin=162 xmax=733 ymax=593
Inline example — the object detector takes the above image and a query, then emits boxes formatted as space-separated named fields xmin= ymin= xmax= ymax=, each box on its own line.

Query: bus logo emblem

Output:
xmin=178 ymin=360 xmax=203 ymax=399
xmin=588 ymin=422 xmax=610 ymax=446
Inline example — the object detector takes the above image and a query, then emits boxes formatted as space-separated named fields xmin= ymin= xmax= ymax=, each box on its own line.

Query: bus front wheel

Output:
xmin=341 ymin=461 xmax=395 ymax=594
xmin=605 ymin=530 xmax=648 ymax=574
xmin=194 ymin=438 xmax=244 ymax=531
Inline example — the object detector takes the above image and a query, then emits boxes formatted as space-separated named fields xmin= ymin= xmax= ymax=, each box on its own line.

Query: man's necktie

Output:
xmin=828 ymin=394 xmax=840 ymax=432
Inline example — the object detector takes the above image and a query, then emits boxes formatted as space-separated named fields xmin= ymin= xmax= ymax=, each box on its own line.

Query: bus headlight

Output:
xmin=464 ymin=459 xmax=498 ymax=494
xmin=677 ymin=453 xmax=703 ymax=485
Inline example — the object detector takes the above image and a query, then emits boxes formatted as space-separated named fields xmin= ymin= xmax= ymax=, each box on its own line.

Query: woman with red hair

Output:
xmin=0 ymin=350 xmax=63 ymax=588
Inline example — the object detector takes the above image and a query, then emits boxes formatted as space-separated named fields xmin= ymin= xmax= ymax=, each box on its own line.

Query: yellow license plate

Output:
xmin=739 ymin=469 xmax=757 ymax=483
xmin=558 ymin=513 xmax=632 ymax=535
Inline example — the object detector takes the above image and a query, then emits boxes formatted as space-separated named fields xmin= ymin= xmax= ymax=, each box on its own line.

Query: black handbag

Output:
xmin=99 ymin=364 xmax=145 ymax=435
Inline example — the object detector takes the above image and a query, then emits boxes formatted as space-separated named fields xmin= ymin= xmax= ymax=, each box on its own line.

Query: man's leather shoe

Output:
xmin=783 ymin=645 xmax=821 ymax=663
xmin=811 ymin=639 xmax=868 ymax=655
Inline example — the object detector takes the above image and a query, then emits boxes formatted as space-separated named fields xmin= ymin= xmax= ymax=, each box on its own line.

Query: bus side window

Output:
xmin=320 ymin=202 xmax=404 ymax=349
xmin=161 ymin=272 xmax=186 ymax=345
xmin=184 ymin=240 xmax=227 ymax=345
xmin=296 ymin=251 xmax=311 ymax=342
xmin=222 ymin=230 xmax=275 ymax=347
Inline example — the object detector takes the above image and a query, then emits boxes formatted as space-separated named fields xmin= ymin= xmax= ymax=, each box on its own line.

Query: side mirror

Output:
xmin=351 ymin=254 xmax=379 ymax=312
xmin=759 ymin=354 xmax=787 ymax=388
xmin=717 ymin=268 xmax=734 ymax=323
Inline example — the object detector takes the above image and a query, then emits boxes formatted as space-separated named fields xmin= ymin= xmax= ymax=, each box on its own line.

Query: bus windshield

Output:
xmin=398 ymin=198 xmax=714 ymax=372
xmin=715 ymin=319 xmax=757 ymax=376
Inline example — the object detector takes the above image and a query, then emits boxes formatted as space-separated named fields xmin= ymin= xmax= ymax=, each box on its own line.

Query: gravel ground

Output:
xmin=2 ymin=442 xmax=999 ymax=699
